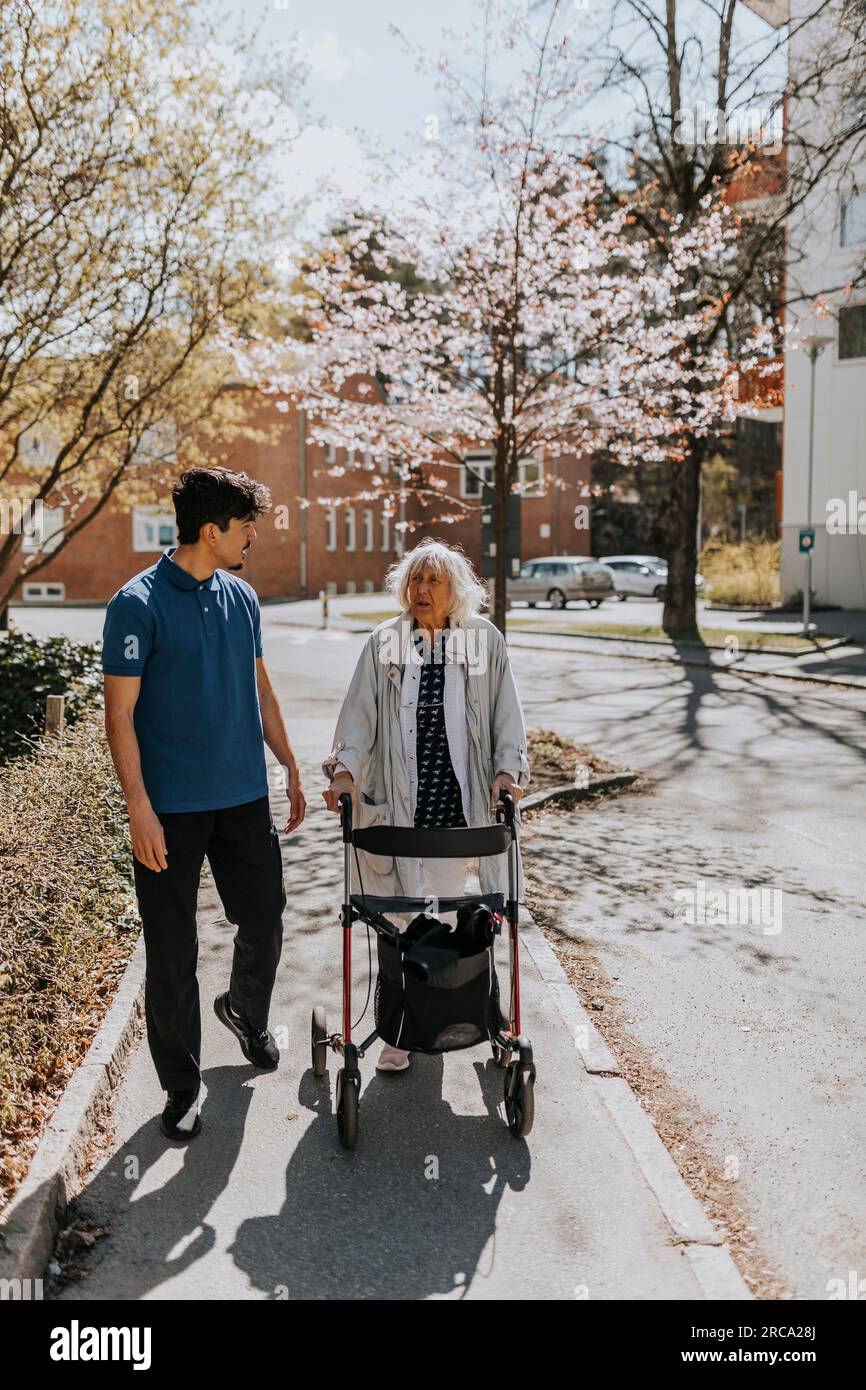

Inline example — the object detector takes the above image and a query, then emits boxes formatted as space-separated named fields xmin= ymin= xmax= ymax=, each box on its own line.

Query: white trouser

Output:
xmin=396 ymin=855 xmax=471 ymax=928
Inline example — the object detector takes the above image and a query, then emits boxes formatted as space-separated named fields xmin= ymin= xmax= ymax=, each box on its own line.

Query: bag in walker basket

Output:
xmin=374 ymin=905 xmax=506 ymax=1054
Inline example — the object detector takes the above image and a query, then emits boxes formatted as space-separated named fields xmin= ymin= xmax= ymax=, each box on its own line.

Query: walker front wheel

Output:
xmin=503 ymin=1039 xmax=536 ymax=1139
xmin=504 ymin=1066 xmax=534 ymax=1137
xmin=336 ymin=1067 xmax=360 ymax=1150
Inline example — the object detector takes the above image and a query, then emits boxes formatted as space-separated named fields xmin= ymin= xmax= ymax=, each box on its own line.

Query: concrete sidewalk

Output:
xmin=53 ymin=749 xmax=741 ymax=1301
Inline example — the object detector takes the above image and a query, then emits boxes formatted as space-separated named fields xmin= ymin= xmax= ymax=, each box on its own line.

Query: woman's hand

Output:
xmin=491 ymin=771 xmax=523 ymax=813
xmin=322 ymin=770 xmax=358 ymax=813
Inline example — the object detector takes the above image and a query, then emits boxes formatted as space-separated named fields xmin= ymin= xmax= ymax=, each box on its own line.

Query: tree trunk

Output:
xmin=662 ymin=439 xmax=703 ymax=633
xmin=492 ymin=439 xmax=509 ymax=635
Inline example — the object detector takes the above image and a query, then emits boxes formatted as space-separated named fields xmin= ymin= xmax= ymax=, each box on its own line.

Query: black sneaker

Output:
xmin=160 ymin=1088 xmax=202 ymax=1142
xmin=213 ymin=992 xmax=279 ymax=1069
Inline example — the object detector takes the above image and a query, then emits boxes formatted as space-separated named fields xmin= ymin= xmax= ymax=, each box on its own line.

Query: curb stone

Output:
xmin=0 ymin=937 xmax=146 ymax=1287
xmin=506 ymin=622 xmax=849 ymax=659
xmin=520 ymin=775 xmax=637 ymax=814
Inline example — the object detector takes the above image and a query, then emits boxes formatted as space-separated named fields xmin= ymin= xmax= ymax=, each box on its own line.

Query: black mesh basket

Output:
xmin=374 ymin=933 xmax=505 ymax=1054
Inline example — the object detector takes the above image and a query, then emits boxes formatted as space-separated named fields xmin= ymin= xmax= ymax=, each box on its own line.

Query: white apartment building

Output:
xmin=751 ymin=0 xmax=866 ymax=607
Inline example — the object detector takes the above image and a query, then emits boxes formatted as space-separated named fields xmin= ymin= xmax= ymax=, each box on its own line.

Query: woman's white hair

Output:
xmin=384 ymin=538 xmax=489 ymax=623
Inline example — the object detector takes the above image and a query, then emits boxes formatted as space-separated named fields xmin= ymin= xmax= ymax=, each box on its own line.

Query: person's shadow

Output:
xmin=56 ymin=1065 xmax=255 ymax=1301
xmin=229 ymin=1050 xmax=532 ymax=1300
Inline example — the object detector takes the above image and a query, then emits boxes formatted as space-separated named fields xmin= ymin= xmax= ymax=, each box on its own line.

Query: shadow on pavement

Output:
xmin=57 ymin=1065 xmax=255 ymax=1301
xmin=229 ymin=1053 xmax=531 ymax=1300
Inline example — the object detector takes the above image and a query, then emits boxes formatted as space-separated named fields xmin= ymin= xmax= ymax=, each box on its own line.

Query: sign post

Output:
xmin=799 ymin=527 xmax=815 ymax=633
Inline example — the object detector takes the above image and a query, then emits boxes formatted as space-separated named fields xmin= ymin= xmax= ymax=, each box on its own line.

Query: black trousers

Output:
xmin=132 ymin=795 xmax=286 ymax=1091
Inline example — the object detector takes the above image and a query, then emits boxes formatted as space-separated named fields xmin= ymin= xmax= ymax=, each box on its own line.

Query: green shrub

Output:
xmin=0 ymin=629 xmax=103 ymax=764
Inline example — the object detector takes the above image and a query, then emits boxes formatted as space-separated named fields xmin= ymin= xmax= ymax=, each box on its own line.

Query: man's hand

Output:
xmin=322 ymin=770 xmax=358 ymax=813
xmin=283 ymin=767 xmax=307 ymax=834
xmin=492 ymin=771 xmax=523 ymax=813
xmin=129 ymin=799 xmax=168 ymax=872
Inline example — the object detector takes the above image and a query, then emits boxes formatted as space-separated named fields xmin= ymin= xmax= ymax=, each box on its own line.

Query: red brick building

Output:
xmin=12 ymin=387 xmax=591 ymax=605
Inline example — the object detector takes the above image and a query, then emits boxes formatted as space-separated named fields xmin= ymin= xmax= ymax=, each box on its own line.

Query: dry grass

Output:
xmin=701 ymin=539 xmax=781 ymax=607
xmin=526 ymin=727 xmax=617 ymax=791
xmin=0 ymin=715 xmax=137 ymax=1218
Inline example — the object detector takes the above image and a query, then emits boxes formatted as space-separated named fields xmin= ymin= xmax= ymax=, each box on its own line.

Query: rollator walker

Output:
xmin=310 ymin=789 xmax=536 ymax=1150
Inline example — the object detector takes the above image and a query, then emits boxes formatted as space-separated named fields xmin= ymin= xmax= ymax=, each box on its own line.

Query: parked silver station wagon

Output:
xmin=507 ymin=556 xmax=615 ymax=609
xmin=599 ymin=554 xmax=705 ymax=600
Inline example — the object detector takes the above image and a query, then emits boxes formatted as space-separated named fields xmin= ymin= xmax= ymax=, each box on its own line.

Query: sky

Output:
xmin=222 ymin=0 xmax=781 ymax=237
xmin=227 ymin=0 xmax=481 ymax=225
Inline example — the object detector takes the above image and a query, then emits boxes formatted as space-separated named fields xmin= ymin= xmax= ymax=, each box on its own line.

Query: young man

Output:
xmin=102 ymin=467 xmax=306 ymax=1141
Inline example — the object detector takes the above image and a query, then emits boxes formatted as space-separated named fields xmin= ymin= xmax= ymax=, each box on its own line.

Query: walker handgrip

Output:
xmin=339 ymin=792 xmax=353 ymax=842
xmin=496 ymin=788 xmax=516 ymax=827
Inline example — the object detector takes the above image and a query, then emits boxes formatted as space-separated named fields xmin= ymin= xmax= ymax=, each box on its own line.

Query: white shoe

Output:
xmin=376 ymin=1044 xmax=411 ymax=1072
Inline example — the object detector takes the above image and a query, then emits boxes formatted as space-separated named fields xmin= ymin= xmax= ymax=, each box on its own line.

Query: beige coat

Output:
xmin=322 ymin=609 xmax=531 ymax=900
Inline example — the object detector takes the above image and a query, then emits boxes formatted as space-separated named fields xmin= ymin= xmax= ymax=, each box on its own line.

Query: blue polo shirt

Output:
xmin=102 ymin=549 xmax=269 ymax=814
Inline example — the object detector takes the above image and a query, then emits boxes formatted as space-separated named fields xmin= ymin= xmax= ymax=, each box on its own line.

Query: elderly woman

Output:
xmin=322 ymin=538 xmax=530 ymax=1072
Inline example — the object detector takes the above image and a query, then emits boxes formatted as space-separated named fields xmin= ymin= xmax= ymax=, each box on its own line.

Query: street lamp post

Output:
xmin=800 ymin=333 xmax=833 ymax=635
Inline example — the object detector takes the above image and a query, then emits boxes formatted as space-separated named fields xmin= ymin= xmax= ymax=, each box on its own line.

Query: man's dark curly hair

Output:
xmin=172 ymin=467 xmax=272 ymax=545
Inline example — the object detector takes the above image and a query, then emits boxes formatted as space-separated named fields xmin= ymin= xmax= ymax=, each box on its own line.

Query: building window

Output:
xmin=461 ymin=454 xmax=494 ymax=497
xmin=380 ymin=513 xmax=391 ymax=552
xmin=839 ymin=304 xmax=866 ymax=359
xmin=841 ymin=193 xmax=866 ymax=248
xmin=132 ymin=506 xmax=177 ymax=552
xmin=22 ymin=506 xmax=65 ymax=555
xmin=518 ymin=457 xmax=544 ymax=496
xmin=345 ymin=506 xmax=356 ymax=551
xmin=20 ymin=424 xmax=61 ymax=471
xmin=362 ymin=450 xmax=374 ymax=471
xmin=363 ymin=508 xmax=374 ymax=551
xmin=363 ymin=579 xmax=374 ymax=592
xmin=131 ymin=419 xmax=177 ymax=468
xmin=325 ymin=580 xmax=337 ymax=595
xmin=345 ymin=579 xmax=357 ymax=594
xmin=22 ymin=581 xmax=65 ymax=602
xmin=325 ymin=443 xmax=336 ymax=464
xmin=325 ymin=506 xmax=337 ymax=551
xmin=380 ymin=452 xmax=390 ymax=475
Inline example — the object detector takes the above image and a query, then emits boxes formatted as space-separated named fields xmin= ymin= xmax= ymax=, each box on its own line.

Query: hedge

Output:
xmin=0 ymin=629 xmax=103 ymax=764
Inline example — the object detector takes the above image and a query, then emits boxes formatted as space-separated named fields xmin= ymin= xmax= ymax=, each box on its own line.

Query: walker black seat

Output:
xmin=351 ymin=892 xmax=505 ymax=917
xmin=350 ymin=823 xmax=510 ymax=859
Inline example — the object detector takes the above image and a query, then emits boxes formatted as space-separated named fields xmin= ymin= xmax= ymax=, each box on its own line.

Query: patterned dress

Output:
xmin=412 ymin=626 xmax=467 ymax=830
